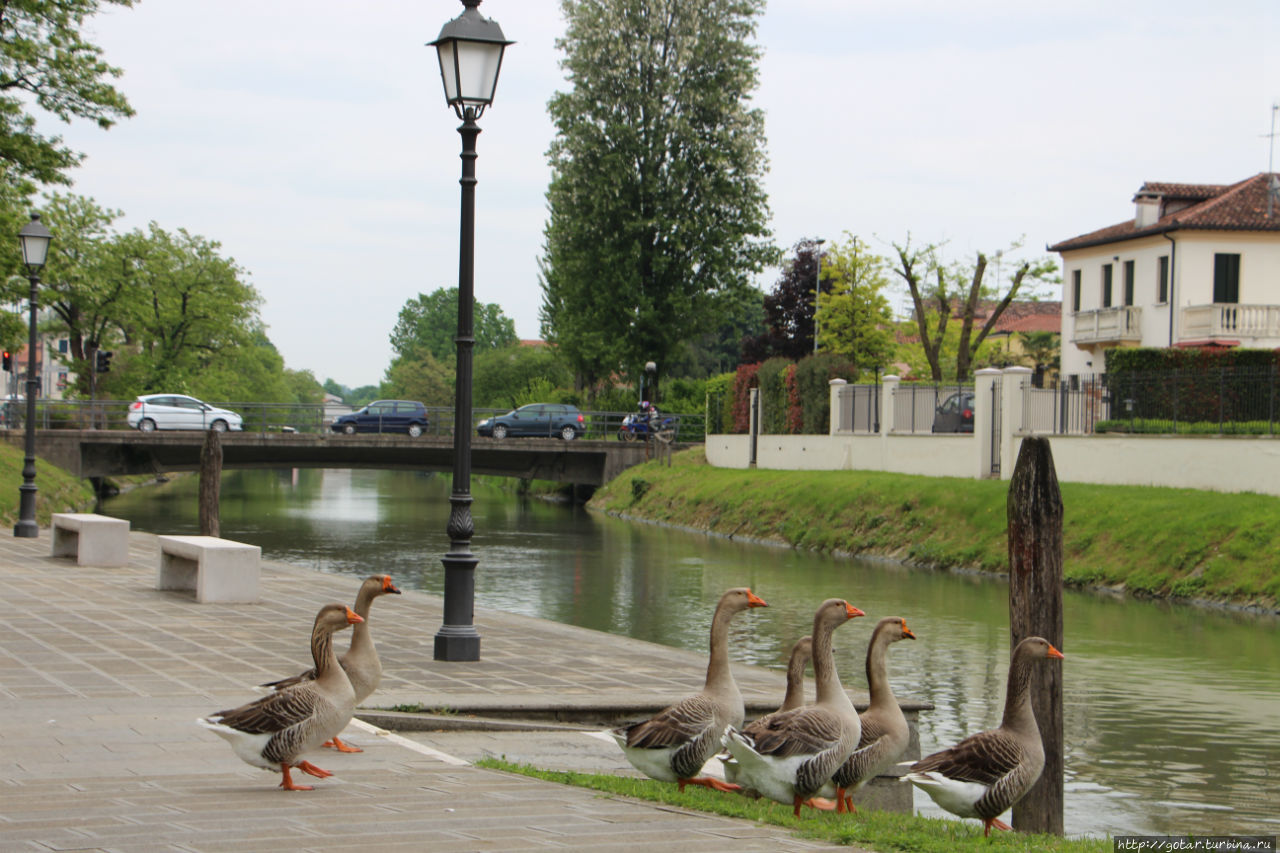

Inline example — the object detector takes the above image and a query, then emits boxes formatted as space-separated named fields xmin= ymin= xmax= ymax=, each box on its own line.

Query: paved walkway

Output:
xmin=0 ymin=530 xmax=854 ymax=852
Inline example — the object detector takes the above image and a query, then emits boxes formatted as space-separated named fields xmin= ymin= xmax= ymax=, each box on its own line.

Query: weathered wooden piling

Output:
xmin=1006 ymin=436 xmax=1064 ymax=835
xmin=198 ymin=428 xmax=222 ymax=537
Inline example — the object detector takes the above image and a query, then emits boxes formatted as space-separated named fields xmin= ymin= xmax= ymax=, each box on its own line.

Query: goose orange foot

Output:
xmin=677 ymin=776 xmax=742 ymax=794
xmin=297 ymin=760 xmax=332 ymax=779
xmin=278 ymin=764 xmax=314 ymax=791
xmin=835 ymin=792 xmax=858 ymax=814
xmin=983 ymin=817 xmax=1012 ymax=836
xmin=323 ymin=736 xmax=363 ymax=753
xmin=792 ymin=795 xmax=838 ymax=817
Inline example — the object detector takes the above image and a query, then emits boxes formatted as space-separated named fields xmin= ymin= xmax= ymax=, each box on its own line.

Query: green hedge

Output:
xmin=706 ymin=354 xmax=859 ymax=435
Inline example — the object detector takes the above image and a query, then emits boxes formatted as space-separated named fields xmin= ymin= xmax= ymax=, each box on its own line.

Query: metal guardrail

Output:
xmin=0 ymin=399 xmax=707 ymax=443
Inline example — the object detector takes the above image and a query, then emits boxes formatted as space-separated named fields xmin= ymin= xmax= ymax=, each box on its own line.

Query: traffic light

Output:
xmin=95 ymin=350 xmax=113 ymax=373
xmin=2 ymin=351 xmax=10 ymax=372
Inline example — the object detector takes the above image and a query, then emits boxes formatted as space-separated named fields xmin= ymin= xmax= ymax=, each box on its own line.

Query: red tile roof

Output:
xmin=1049 ymin=173 xmax=1280 ymax=252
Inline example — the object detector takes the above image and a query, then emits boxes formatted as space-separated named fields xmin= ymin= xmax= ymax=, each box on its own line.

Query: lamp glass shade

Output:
xmin=17 ymin=214 xmax=52 ymax=270
xmin=435 ymin=37 xmax=506 ymax=107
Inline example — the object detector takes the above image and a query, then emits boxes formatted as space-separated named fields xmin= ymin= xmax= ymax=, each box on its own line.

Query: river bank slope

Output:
xmin=0 ymin=440 xmax=97 ymax=528
xmin=588 ymin=447 xmax=1280 ymax=613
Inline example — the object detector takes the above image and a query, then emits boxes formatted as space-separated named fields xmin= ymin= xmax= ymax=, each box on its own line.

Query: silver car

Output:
xmin=127 ymin=394 xmax=243 ymax=432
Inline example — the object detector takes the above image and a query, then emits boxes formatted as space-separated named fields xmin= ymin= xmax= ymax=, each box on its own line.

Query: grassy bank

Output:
xmin=0 ymin=438 xmax=97 ymax=528
xmin=477 ymin=759 xmax=1110 ymax=852
xmin=588 ymin=448 xmax=1280 ymax=610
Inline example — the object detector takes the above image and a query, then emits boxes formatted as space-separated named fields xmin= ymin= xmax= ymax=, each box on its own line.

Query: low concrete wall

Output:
xmin=706 ymin=367 xmax=1280 ymax=496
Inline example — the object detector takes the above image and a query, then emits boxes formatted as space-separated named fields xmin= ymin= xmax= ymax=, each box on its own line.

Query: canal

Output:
xmin=103 ymin=468 xmax=1280 ymax=838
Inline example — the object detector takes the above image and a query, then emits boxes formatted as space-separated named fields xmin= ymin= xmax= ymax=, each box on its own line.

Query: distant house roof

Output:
xmin=519 ymin=338 xmax=548 ymax=348
xmin=1048 ymin=173 xmax=1280 ymax=252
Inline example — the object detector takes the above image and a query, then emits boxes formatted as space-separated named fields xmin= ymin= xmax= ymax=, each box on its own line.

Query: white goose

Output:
xmin=904 ymin=636 xmax=1064 ymax=836
xmin=722 ymin=635 xmax=812 ymax=789
xmin=199 ymin=603 xmax=362 ymax=791
xmin=724 ymin=598 xmax=865 ymax=816
xmin=260 ymin=574 xmax=401 ymax=752
xmin=611 ymin=587 xmax=768 ymax=792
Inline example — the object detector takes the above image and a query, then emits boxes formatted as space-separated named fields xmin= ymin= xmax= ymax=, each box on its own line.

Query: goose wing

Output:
xmin=746 ymin=705 xmax=843 ymax=759
xmin=625 ymin=694 xmax=717 ymax=749
xmin=910 ymin=728 xmax=1021 ymax=787
xmin=210 ymin=682 xmax=326 ymax=735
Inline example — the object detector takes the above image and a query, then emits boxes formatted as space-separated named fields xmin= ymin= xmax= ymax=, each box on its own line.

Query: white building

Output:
xmin=1049 ymin=174 xmax=1280 ymax=378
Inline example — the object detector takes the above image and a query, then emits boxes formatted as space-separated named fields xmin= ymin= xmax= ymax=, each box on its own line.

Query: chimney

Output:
xmin=1134 ymin=193 xmax=1160 ymax=228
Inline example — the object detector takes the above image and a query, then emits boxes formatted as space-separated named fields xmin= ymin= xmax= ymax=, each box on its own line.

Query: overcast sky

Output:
xmin=46 ymin=0 xmax=1279 ymax=389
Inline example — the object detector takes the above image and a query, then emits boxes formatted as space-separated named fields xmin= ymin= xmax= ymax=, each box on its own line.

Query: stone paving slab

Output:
xmin=0 ymin=530 xmax=853 ymax=852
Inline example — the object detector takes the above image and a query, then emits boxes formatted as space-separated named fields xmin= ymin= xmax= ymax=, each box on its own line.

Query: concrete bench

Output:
xmin=50 ymin=513 xmax=130 ymax=567
xmin=156 ymin=535 xmax=261 ymax=603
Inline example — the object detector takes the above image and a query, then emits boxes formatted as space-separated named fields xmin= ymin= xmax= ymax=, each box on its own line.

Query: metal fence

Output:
xmin=1022 ymin=367 xmax=1280 ymax=435
xmin=833 ymin=383 xmax=880 ymax=433
xmin=890 ymin=383 xmax=973 ymax=434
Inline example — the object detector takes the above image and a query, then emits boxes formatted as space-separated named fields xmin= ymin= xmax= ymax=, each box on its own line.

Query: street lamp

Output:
xmin=639 ymin=361 xmax=656 ymax=404
xmin=812 ymin=238 xmax=826 ymax=353
xmin=13 ymin=213 xmax=52 ymax=538
xmin=428 ymin=0 xmax=512 ymax=662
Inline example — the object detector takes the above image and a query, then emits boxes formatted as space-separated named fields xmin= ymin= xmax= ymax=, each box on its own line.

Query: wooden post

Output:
xmin=198 ymin=428 xmax=222 ymax=537
xmin=1007 ymin=436 xmax=1064 ymax=836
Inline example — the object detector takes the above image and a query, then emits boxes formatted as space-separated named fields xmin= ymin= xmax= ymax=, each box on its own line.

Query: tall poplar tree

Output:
xmin=539 ymin=0 xmax=774 ymax=391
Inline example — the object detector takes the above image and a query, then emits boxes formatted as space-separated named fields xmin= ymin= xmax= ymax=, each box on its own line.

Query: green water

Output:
xmin=104 ymin=468 xmax=1280 ymax=837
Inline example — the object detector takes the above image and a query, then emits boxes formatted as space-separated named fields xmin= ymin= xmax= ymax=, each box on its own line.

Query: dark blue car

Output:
xmin=476 ymin=404 xmax=585 ymax=440
xmin=331 ymin=400 xmax=430 ymax=436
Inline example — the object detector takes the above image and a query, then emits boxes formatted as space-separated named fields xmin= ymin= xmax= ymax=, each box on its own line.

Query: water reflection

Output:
xmin=105 ymin=468 xmax=1280 ymax=837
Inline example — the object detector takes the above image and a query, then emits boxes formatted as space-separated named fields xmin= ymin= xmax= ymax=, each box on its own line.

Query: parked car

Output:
xmin=932 ymin=390 xmax=975 ymax=433
xmin=127 ymin=394 xmax=243 ymax=432
xmin=477 ymin=404 xmax=585 ymax=440
xmin=330 ymin=400 xmax=430 ymax=436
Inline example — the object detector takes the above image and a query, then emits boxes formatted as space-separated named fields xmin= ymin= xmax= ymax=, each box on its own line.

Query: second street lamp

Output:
xmin=428 ymin=0 xmax=512 ymax=662
xmin=13 ymin=212 xmax=53 ymax=539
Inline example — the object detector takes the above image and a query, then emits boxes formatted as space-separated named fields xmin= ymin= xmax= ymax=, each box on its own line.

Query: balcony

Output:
xmin=1180 ymin=303 xmax=1280 ymax=344
xmin=1071 ymin=306 xmax=1142 ymax=344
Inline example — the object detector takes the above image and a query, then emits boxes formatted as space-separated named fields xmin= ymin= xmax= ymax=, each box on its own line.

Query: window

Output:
xmin=1123 ymin=260 xmax=1135 ymax=306
xmin=1072 ymin=270 xmax=1081 ymax=311
xmin=1157 ymin=255 xmax=1169 ymax=303
xmin=58 ymin=339 xmax=69 ymax=354
xmin=1102 ymin=264 xmax=1113 ymax=308
xmin=1213 ymin=253 xmax=1240 ymax=303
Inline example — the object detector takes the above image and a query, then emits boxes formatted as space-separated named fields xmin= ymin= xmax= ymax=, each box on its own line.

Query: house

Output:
xmin=1049 ymin=173 xmax=1280 ymax=377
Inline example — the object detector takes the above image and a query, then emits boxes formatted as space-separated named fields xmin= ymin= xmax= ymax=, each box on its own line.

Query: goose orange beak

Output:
xmin=845 ymin=602 xmax=866 ymax=619
xmin=345 ymin=607 xmax=364 ymax=624
xmin=746 ymin=590 xmax=768 ymax=608
xmin=1047 ymin=644 xmax=1064 ymax=659
xmin=901 ymin=620 xmax=916 ymax=640
xmin=382 ymin=576 xmax=401 ymax=594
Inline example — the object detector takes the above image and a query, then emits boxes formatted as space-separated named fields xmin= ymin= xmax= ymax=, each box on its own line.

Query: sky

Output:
xmin=44 ymin=0 xmax=1280 ymax=389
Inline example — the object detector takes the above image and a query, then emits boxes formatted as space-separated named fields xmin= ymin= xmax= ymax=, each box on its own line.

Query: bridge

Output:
xmin=8 ymin=430 xmax=674 ymax=488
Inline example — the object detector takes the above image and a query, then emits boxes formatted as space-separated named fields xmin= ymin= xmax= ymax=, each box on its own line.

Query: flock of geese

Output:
xmin=196 ymin=579 xmax=1062 ymax=838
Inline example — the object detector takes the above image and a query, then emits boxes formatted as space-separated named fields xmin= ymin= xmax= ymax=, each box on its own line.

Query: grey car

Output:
xmin=476 ymin=404 xmax=586 ymax=440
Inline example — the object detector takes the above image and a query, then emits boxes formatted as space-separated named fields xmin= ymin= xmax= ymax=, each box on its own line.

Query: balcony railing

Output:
xmin=1180 ymin=303 xmax=1280 ymax=342
xmin=1071 ymin=306 xmax=1142 ymax=344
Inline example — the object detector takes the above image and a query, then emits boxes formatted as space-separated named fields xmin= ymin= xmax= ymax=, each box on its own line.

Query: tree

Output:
xmin=743 ymin=239 xmax=823 ymax=362
xmin=390 ymin=288 xmax=517 ymax=364
xmin=472 ymin=344 xmax=573 ymax=410
xmin=815 ymin=234 xmax=894 ymax=372
xmin=539 ymin=0 xmax=775 ymax=393
xmin=662 ymin=285 xmax=764 ymax=379
xmin=892 ymin=237 xmax=1058 ymax=381
xmin=0 ymin=0 xmax=135 ymax=188
xmin=380 ymin=352 xmax=452 ymax=407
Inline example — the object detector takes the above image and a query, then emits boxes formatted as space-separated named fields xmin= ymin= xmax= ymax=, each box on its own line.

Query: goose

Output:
xmin=724 ymin=598 xmax=866 ymax=816
xmin=198 ymin=603 xmax=362 ymax=791
xmin=722 ymin=636 xmax=812 ymax=789
xmin=903 ymin=636 xmax=1064 ymax=836
xmin=830 ymin=616 xmax=916 ymax=813
xmin=611 ymin=587 xmax=768 ymax=793
xmin=260 ymin=574 xmax=401 ymax=752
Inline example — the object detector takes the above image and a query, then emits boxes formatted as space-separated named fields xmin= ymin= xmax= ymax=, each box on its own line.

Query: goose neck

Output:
xmin=311 ymin=622 xmax=340 ymax=681
xmin=865 ymin=627 xmax=897 ymax=709
xmin=1001 ymin=647 xmax=1038 ymax=732
xmin=704 ymin=603 xmax=737 ymax=692
xmin=811 ymin=615 xmax=850 ymax=713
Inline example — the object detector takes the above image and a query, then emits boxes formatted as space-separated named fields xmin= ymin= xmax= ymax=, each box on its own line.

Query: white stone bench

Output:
xmin=50 ymin=513 xmax=130 ymax=567
xmin=156 ymin=535 xmax=261 ymax=603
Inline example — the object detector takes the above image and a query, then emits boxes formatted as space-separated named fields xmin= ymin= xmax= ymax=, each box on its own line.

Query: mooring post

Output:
xmin=198 ymin=428 xmax=222 ymax=537
xmin=1007 ymin=436 xmax=1064 ymax=835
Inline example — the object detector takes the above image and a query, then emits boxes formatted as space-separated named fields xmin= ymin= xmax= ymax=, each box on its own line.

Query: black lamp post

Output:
xmin=428 ymin=0 xmax=511 ymax=662
xmin=13 ymin=213 xmax=52 ymax=538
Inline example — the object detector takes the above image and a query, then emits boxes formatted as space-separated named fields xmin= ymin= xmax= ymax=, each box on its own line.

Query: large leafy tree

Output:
xmin=815 ymin=234 xmax=895 ymax=372
xmin=743 ymin=239 xmax=823 ymax=362
xmin=472 ymin=344 xmax=573 ymax=410
xmin=539 ymin=0 xmax=775 ymax=392
xmin=390 ymin=288 xmax=517 ymax=364
xmin=0 ymin=0 xmax=135 ymax=189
